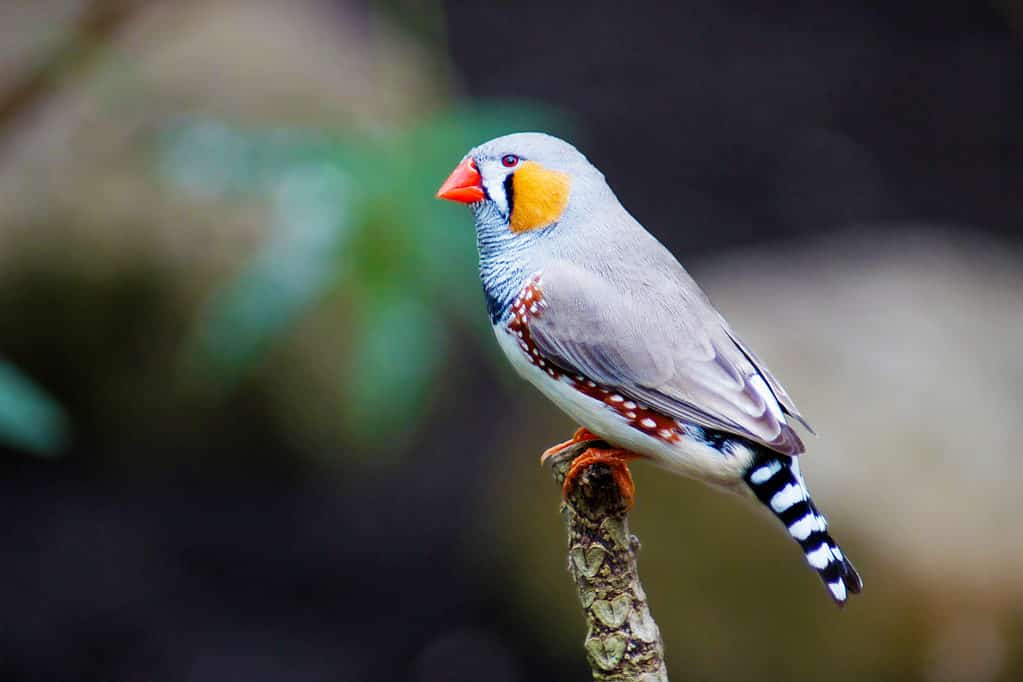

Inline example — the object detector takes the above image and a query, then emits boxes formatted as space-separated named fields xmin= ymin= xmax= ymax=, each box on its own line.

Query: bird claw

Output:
xmin=561 ymin=446 xmax=640 ymax=510
xmin=539 ymin=427 xmax=601 ymax=466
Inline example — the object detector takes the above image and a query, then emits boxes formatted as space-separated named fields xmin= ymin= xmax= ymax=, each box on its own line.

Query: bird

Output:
xmin=436 ymin=132 xmax=862 ymax=606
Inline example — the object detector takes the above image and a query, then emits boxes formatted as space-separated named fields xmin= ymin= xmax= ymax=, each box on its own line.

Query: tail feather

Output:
xmin=743 ymin=453 xmax=863 ymax=605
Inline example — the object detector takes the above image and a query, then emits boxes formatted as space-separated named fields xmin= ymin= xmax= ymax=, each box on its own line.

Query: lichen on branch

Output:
xmin=547 ymin=441 xmax=669 ymax=682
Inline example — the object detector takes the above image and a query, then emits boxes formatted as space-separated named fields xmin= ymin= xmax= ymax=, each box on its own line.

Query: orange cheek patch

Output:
xmin=509 ymin=161 xmax=571 ymax=233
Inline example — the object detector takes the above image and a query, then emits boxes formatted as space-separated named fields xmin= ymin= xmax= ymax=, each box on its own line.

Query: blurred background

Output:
xmin=0 ymin=1 xmax=1021 ymax=680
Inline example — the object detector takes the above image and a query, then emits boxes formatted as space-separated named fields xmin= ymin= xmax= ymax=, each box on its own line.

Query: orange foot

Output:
xmin=539 ymin=427 xmax=601 ymax=466
xmin=563 ymin=447 xmax=642 ymax=510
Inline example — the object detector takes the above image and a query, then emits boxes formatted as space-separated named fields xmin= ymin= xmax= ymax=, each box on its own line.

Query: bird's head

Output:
xmin=436 ymin=132 xmax=604 ymax=234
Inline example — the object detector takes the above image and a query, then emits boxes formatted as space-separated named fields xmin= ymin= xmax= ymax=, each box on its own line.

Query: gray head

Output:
xmin=437 ymin=132 xmax=608 ymax=233
xmin=436 ymin=132 xmax=624 ymax=321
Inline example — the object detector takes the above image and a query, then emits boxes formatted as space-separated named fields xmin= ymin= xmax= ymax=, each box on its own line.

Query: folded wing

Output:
xmin=528 ymin=263 xmax=809 ymax=456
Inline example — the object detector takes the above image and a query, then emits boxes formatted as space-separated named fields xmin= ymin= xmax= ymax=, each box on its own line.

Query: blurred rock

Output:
xmin=0 ymin=0 xmax=455 ymax=466
xmin=925 ymin=614 xmax=1007 ymax=682
xmin=0 ymin=0 xmax=443 ymax=267
xmin=701 ymin=227 xmax=1023 ymax=606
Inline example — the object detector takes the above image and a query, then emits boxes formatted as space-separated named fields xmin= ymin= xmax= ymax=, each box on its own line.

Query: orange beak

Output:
xmin=436 ymin=158 xmax=485 ymax=203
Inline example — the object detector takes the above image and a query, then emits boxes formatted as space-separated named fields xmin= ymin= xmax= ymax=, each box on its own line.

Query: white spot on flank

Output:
xmin=658 ymin=429 xmax=673 ymax=439
xmin=805 ymin=544 xmax=833 ymax=570
xmin=749 ymin=460 xmax=782 ymax=484
xmin=575 ymin=375 xmax=584 ymax=381
xmin=623 ymin=401 xmax=636 ymax=410
xmin=539 ymin=359 xmax=545 ymax=367
xmin=524 ymin=290 xmax=533 ymax=301
xmin=770 ymin=484 xmax=803 ymax=513
xmin=788 ymin=514 xmax=816 ymax=541
xmin=609 ymin=394 xmax=623 ymax=403
xmin=586 ymin=381 xmax=596 ymax=388
xmin=828 ymin=580 xmax=847 ymax=602
xmin=625 ymin=412 xmax=636 ymax=419
xmin=519 ymin=341 xmax=529 ymax=351
xmin=547 ymin=368 xmax=556 ymax=377
xmin=640 ymin=418 xmax=657 ymax=429
xmin=530 ymin=304 xmax=538 ymax=314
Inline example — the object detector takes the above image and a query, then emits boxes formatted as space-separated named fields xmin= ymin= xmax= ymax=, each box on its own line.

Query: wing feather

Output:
xmin=528 ymin=263 xmax=808 ymax=456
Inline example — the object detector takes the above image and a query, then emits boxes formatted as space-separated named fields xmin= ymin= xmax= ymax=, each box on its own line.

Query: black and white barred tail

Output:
xmin=743 ymin=452 xmax=863 ymax=605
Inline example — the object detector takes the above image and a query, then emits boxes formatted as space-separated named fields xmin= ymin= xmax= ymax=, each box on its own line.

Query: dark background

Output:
xmin=0 ymin=1 xmax=1020 ymax=681
xmin=447 ymin=0 xmax=1023 ymax=252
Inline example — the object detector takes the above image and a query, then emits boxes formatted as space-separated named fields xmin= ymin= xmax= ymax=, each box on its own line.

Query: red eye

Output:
xmin=501 ymin=154 xmax=519 ymax=168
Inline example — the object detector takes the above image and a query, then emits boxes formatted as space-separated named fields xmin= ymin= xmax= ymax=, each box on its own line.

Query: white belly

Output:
xmin=494 ymin=327 xmax=753 ymax=486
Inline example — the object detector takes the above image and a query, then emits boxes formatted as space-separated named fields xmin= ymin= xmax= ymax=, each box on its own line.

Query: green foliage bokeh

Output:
xmin=161 ymin=105 xmax=570 ymax=451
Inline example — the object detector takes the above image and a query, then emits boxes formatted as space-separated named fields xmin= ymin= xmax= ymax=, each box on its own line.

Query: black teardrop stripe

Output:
xmin=743 ymin=450 xmax=863 ymax=604
xmin=503 ymin=172 xmax=515 ymax=216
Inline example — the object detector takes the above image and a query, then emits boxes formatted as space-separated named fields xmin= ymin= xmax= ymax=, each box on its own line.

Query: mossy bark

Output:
xmin=548 ymin=441 xmax=669 ymax=682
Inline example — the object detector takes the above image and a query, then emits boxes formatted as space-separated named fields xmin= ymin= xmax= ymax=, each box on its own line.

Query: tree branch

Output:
xmin=547 ymin=441 xmax=669 ymax=682
xmin=0 ymin=0 xmax=143 ymax=139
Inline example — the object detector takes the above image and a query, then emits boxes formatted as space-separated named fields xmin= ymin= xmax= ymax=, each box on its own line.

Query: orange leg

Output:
xmin=539 ymin=427 xmax=601 ymax=465
xmin=562 ymin=446 xmax=642 ymax=510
